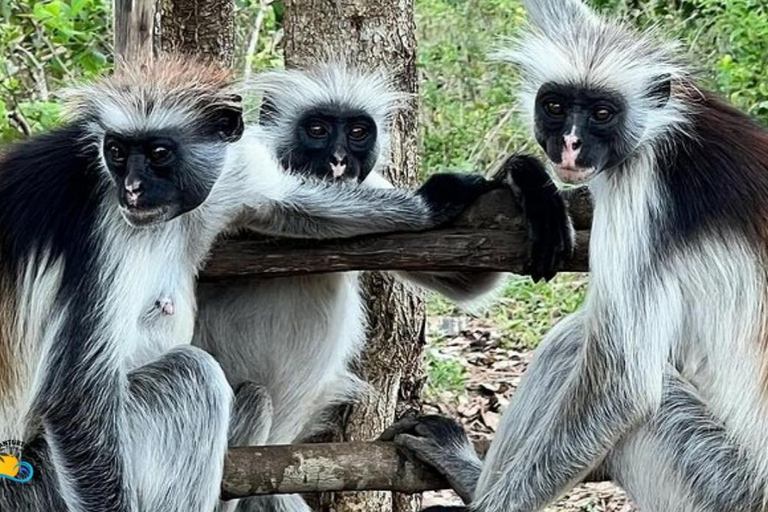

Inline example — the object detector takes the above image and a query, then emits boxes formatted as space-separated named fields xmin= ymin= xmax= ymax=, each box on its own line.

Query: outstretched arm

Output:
xmin=234 ymin=142 xmax=495 ymax=239
xmin=375 ymin=155 xmax=573 ymax=302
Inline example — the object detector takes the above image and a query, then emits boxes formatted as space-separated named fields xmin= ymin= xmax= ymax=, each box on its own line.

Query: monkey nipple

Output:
xmin=155 ymin=297 xmax=175 ymax=316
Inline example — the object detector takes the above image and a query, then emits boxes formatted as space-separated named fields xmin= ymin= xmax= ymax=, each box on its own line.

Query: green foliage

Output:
xmin=416 ymin=0 xmax=531 ymax=178
xmin=233 ymin=0 xmax=284 ymax=76
xmin=427 ymin=273 xmax=588 ymax=350
xmin=425 ymin=346 xmax=468 ymax=395
xmin=0 ymin=0 xmax=112 ymax=142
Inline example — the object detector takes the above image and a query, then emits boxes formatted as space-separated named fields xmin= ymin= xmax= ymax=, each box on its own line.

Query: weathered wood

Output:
xmin=114 ymin=0 xmax=155 ymax=63
xmin=200 ymin=188 xmax=592 ymax=281
xmin=155 ymin=0 xmax=236 ymax=65
xmin=222 ymin=442 xmax=447 ymax=499
xmin=221 ymin=440 xmax=604 ymax=499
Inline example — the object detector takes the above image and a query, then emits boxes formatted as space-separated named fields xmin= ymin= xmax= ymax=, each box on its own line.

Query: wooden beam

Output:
xmin=221 ymin=440 xmax=605 ymax=499
xmin=114 ymin=0 xmax=155 ymax=63
xmin=200 ymin=188 xmax=592 ymax=281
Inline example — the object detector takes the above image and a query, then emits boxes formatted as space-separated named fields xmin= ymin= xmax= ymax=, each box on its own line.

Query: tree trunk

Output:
xmin=283 ymin=2 xmax=424 ymax=511
xmin=114 ymin=0 xmax=155 ymax=63
xmin=155 ymin=0 xmax=236 ymax=65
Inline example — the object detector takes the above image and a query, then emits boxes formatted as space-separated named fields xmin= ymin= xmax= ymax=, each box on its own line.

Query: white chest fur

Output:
xmin=97 ymin=211 xmax=209 ymax=370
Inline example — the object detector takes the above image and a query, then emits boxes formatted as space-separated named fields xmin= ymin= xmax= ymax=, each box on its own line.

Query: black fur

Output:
xmin=276 ymin=106 xmax=378 ymax=183
xmin=380 ymin=414 xmax=481 ymax=504
xmin=0 ymin=125 xmax=129 ymax=510
xmin=495 ymin=154 xmax=573 ymax=281
xmin=416 ymin=173 xmax=495 ymax=226
xmin=534 ymin=83 xmax=633 ymax=173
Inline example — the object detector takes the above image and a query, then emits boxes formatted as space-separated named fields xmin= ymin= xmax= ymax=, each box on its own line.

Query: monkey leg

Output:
xmin=229 ymin=382 xmax=274 ymax=446
xmin=126 ymin=346 xmax=232 ymax=512
xmin=394 ymin=323 xmax=766 ymax=512
xmin=219 ymin=383 xmax=275 ymax=512
xmin=605 ymin=370 xmax=766 ymax=512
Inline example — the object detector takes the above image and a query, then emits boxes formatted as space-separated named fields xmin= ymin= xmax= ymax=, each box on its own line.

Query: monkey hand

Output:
xmin=416 ymin=172 xmax=496 ymax=227
xmin=380 ymin=414 xmax=481 ymax=504
xmin=494 ymin=153 xmax=574 ymax=282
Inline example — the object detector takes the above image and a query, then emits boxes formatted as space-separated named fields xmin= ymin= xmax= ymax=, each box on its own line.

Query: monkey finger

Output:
xmin=378 ymin=416 xmax=421 ymax=441
xmin=395 ymin=434 xmax=475 ymax=504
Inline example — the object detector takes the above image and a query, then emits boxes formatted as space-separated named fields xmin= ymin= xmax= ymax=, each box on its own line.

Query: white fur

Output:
xmin=473 ymin=1 xmax=768 ymax=511
xmin=247 ymin=63 xmax=407 ymax=174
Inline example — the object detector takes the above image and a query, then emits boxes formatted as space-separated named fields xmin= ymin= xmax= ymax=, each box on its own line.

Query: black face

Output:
xmin=534 ymin=83 xmax=632 ymax=184
xmin=102 ymin=106 xmax=244 ymax=227
xmin=282 ymin=107 xmax=378 ymax=183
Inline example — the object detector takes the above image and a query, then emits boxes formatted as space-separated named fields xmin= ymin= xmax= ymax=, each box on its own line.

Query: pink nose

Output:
xmin=561 ymin=134 xmax=583 ymax=167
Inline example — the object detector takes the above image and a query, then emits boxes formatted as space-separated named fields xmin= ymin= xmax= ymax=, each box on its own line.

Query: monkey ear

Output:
xmin=213 ymin=104 xmax=244 ymax=142
xmin=648 ymin=74 xmax=672 ymax=108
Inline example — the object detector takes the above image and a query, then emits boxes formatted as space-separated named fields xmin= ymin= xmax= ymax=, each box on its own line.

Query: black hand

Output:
xmin=380 ymin=414 xmax=480 ymax=504
xmin=416 ymin=172 xmax=496 ymax=227
xmin=494 ymin=154 xmax=574 ymax=282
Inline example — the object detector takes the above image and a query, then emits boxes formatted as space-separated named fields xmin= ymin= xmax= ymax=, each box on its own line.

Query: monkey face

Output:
xmin=283 ymin=108 xmax=379 ymax=183
xmin=101 ymin=107 xmax=243 ymax=227
xmin=533 ymin=83 xmax=635 ymax=185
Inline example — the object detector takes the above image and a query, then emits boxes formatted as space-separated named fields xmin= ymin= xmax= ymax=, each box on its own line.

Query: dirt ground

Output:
xmin=421 ymin=314 xmax=636 ymax=511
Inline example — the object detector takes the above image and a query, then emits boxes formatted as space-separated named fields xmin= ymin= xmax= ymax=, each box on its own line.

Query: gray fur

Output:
xmin=469 ymin=2 xmax=768 ymax=511
xmin=1 ymin=61 xmax=482 ymax=511
xmin=196 ymin=64 xmax=505 ymax=512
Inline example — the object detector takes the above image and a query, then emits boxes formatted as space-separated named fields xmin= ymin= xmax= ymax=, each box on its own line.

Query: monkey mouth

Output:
xmin=120 ymin=204 xmax=174 ymax=227
xmin=553 ymin=164 xmax=597 ymax=185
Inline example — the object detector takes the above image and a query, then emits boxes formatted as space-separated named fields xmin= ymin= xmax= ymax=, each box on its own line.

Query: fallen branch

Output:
xmin=202 ymin=188 xmax=592 ymax=281
xmin=222 ymin=439 xmax=605 ymax=499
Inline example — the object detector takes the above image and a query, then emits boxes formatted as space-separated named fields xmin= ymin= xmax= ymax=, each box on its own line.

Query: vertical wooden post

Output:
xmin=114 ymin=0 xmax=156 ymax=63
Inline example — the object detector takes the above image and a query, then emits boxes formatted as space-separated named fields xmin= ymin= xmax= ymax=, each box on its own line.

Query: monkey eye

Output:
xmin=105 ymin=139 xmax=127 ymax=163
xmin=544 ymin=101 xmax=565 ymax=117
xmin=306 ymin=122 xmax=329 ymax=139
xmin=348 ymin=123 xmax=370 ymax=141
xmin=149 ymin=145 xmax=173 ymax=163
xmin=592 ymin=107 xmax=614 ymax=123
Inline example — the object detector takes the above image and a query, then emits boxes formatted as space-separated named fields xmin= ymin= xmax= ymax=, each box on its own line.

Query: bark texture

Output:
xmin=283 ymin=1 xmax=423 ymax=510
xmin=221 ymin=440 xmax=607 ymax=499
xmin=114 ymin=0 xmax=155 ymax=63
xmin=155 ymin=0 xmax=236 ymax=65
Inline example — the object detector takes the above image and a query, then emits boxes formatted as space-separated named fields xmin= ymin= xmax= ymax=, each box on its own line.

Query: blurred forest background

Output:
xmin=2 ymin=1 xmax=766 ymax=508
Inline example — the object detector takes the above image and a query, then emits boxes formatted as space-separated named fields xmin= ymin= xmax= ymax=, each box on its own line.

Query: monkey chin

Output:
xmin=120 ymin=204 xmax=178 ymax=228
xmin=554 ymin=164 xmax=597 ymax=185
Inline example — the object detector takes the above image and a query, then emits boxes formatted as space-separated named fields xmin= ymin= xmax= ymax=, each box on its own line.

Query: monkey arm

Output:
xmin=237 ymin=162 xmax=495 ymax=240
xmin=472 ymin=310 xmax=662 ymax=512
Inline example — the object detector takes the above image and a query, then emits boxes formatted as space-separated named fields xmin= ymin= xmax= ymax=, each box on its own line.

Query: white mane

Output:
xmin=495 ymin=0 xmax=692 ymax=150
xmin=246 ymin=62 xmax=408 ymax=172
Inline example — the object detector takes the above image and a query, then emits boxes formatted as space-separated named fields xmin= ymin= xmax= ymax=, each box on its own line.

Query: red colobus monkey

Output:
xmin=386 ymin=1 xmax=768 ymax=511
xmin=0 ymin=58 xmax=508 ymax=512
xmin=195 ymin=63 xmax=573 ymax=512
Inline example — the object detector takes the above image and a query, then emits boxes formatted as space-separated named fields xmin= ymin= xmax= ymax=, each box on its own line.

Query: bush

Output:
xmin=0 ymin=0 xmax=112 ymax=142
